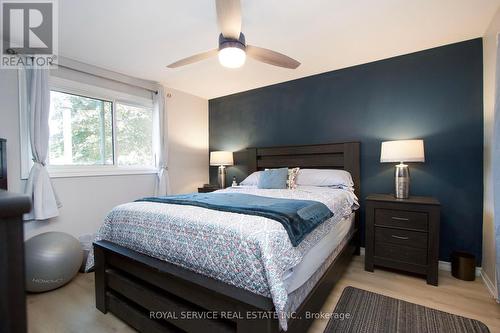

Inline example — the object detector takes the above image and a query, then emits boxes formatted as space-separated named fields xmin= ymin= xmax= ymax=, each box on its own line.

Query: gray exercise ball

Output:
xmin=25 ymin=232 xmax=83 ymax=293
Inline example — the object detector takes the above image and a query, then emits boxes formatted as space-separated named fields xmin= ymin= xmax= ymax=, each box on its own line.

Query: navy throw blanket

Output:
xmin=136 ymin=193 xmax=333 ymax=247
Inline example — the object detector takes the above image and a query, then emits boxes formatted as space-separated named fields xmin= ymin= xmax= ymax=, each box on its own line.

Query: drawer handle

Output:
xmin=391 ymin=235 xmax=409 ymax=240
xmin=391 ymin=217 xmax=409 ymax=222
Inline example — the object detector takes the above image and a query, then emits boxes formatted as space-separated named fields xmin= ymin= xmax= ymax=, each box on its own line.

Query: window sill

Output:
xmin=45 ymin=166 xmax=158 ymax=179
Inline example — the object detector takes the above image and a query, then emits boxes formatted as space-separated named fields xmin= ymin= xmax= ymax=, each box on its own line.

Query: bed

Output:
xmin=0 ymin=139 xmax=7 ymax=190
xmin=93 ymin=142 xmax=360 ymax=333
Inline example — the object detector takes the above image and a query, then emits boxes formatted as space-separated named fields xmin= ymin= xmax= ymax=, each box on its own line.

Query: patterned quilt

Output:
xmin=87 ymin=186 xmax=358 ymax=330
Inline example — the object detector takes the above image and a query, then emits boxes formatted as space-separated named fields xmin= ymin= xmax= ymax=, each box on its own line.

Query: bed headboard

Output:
xmin=247 ymin=142 xmax=360 ymax=197
xmin=0 ymin=139 xmax=7 ymax=190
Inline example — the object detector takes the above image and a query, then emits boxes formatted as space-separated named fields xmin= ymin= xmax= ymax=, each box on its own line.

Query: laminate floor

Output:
xmin=26 ymin=255 xmax=500 ymax=333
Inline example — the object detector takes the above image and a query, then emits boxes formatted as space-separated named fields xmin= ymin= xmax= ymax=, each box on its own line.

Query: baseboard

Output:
xmin=438 ymin=261 xmax=482 ymax=277
xmin=359 ymin=247 xmax=481 ymax=276
xmin=480 ymin=270 xmax=498 ymax=301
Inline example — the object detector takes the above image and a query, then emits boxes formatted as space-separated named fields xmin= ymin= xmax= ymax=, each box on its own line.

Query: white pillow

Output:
xmin=240 ymin=171 xmax=262 ymax=185
xmin=296 ymin=169 xmax=354 ymax=189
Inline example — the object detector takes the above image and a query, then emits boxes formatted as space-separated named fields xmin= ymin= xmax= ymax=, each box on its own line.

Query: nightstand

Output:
xmin=198 ymin=186 xmax=219 ymax=193
xmin=365 ymin=194 xmax=440 ymax=285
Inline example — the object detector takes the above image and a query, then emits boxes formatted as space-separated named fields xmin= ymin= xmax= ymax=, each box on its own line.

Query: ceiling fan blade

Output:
xmin=167 ymin=49 xmax=218 ymax=68
xmin=246 ymin=45 xmax=300 ymax=69
xmin=215 ymin=0 xmax=242 ymax=39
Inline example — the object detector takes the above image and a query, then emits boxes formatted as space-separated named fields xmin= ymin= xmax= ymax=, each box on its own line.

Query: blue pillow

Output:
xmin=258 ymin=168 xmax=288 ymax=189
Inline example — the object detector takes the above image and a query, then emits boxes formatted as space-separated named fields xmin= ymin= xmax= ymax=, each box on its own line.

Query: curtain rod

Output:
xmin=57 ymin=61 xmax=159 ymax=95
xmin=7 ymin=49 xmax=159 ymax=95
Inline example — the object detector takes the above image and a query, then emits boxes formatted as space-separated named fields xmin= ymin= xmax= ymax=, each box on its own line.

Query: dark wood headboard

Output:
xmin=246 ymin=142 xmax=361 ymax=197
xmin=0 ymin=139 xmax=6 ymax=190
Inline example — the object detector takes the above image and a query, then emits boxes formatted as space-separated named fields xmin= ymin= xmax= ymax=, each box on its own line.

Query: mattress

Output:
xmin=283 ymin=212 xmax=355 ymax=293
xmin=88 ymin=185 xmax=358 ymax=330
xmin=285 ymin=221 xmax=356 ymax=315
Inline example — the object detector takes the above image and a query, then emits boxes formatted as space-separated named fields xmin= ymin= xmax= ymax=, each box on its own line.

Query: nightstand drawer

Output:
xmin=375 ymin=242 xmax=427 ymax=265
xmin=375 ymin=227 xmax=428 ymax=249
xmin=375 ymin=209 xmax=428 ymax=231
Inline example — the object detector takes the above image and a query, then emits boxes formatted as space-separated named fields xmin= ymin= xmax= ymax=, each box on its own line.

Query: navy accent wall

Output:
xmin=209 ymin=39 xmax=484 ymax=264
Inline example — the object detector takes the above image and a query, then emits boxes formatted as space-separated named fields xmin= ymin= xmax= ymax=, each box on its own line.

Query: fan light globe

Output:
xmin=218 ymin=47 xmax=246 ymax=68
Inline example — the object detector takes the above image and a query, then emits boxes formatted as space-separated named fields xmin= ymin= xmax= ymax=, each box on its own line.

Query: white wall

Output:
xmin=482 ymin=7 xmax=500 ymax=297
xmin=166 ymin=88 xmax=209 ymax=194
xmin=0 ymin=70 xmax=208 ymax=240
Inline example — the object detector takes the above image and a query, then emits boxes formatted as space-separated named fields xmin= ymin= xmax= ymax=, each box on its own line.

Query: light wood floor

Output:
xmin=27 ymin=255 xmax=500 ymax=333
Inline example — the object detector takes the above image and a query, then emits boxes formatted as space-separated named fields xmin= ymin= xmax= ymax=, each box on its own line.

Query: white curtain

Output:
xmin=153 ymin=86 xmax=170 ymax=196
xmin=23 ymin=67 xmax=61 ymax=220
xmin=494 ymin=35 xmax=500 ymax=300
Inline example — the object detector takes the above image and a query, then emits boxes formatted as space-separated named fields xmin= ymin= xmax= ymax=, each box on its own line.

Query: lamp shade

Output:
xmin=380 ymin=140 xmax=425 ymax=163
xmin=210 ymin=151 xmax=234 ymax=166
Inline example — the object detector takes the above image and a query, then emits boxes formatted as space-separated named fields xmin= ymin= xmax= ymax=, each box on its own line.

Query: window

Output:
xmin=20 ymin=75 xmax=157 ymax=178
xmin=115 ymin=103 xmax=154 ymax=166
xmin=48 ymin=91 xmax=114 ymax=165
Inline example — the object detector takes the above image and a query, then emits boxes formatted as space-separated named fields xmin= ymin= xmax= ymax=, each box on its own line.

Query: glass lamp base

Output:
xmin=394 ymin=164 xmax=410 ymax=199
xmin=218 ymin=165 xmax=226 ymax=189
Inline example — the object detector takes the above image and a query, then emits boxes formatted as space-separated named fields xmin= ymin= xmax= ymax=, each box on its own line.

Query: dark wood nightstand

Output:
xmin=198 ymin=186 xmax=219 ymax=193
xmin=365 ymin=194 xmax=441 ymax=285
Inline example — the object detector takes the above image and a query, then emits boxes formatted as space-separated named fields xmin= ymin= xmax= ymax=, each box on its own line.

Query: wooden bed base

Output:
xmin=94 ymin=234 xmax=357 ymax=333
xmin=94 ymin=142 xmax=361 ymax=333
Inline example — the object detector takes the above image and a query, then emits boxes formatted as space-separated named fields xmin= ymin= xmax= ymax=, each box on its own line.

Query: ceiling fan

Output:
xmin=167 ymin=0 xmax=300 ymax=70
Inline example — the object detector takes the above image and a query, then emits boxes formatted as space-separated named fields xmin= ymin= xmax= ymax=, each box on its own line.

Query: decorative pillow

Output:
xmin=296 ymin=169 xmax=354 ymax=189
xmin=241 ymin=168 xmax=300 ymax=189
xmin=240 ymin=171 xmax=262 ymax=185
xmin=257 ymin=168 xmax=288 ymax=189
xmin=287 ymin=167 xmax=300 ymax=189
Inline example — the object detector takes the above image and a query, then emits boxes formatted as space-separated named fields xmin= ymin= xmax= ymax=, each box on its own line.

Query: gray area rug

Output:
xmin=324 ymin=286 xmax=490 ymax=333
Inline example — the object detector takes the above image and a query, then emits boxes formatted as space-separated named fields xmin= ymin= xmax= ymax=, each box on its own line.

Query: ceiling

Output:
xmin=59 ymin=0 xmax=500 ymax=99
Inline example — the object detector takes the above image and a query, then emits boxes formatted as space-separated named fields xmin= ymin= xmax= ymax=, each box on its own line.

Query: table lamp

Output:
xmin=380 ymin=140 xmax=425 ymax=199
xmin=210 ymin=151 xmax=234 ymax=188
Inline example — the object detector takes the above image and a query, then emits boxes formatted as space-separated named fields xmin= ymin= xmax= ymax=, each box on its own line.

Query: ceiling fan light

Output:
xmin=218 ymin=47 xmax=246 ymax=68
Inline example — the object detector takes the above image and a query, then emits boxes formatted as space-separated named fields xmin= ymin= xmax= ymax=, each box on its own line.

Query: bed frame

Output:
xmin=0 ymin=139 xmax=7 ymax=190
xmin=94 ymin=142 xmax=360 ymax=333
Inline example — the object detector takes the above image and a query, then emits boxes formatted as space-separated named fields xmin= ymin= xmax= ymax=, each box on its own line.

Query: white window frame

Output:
xmin=20 ymin=75 xmax=157 ymax=179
